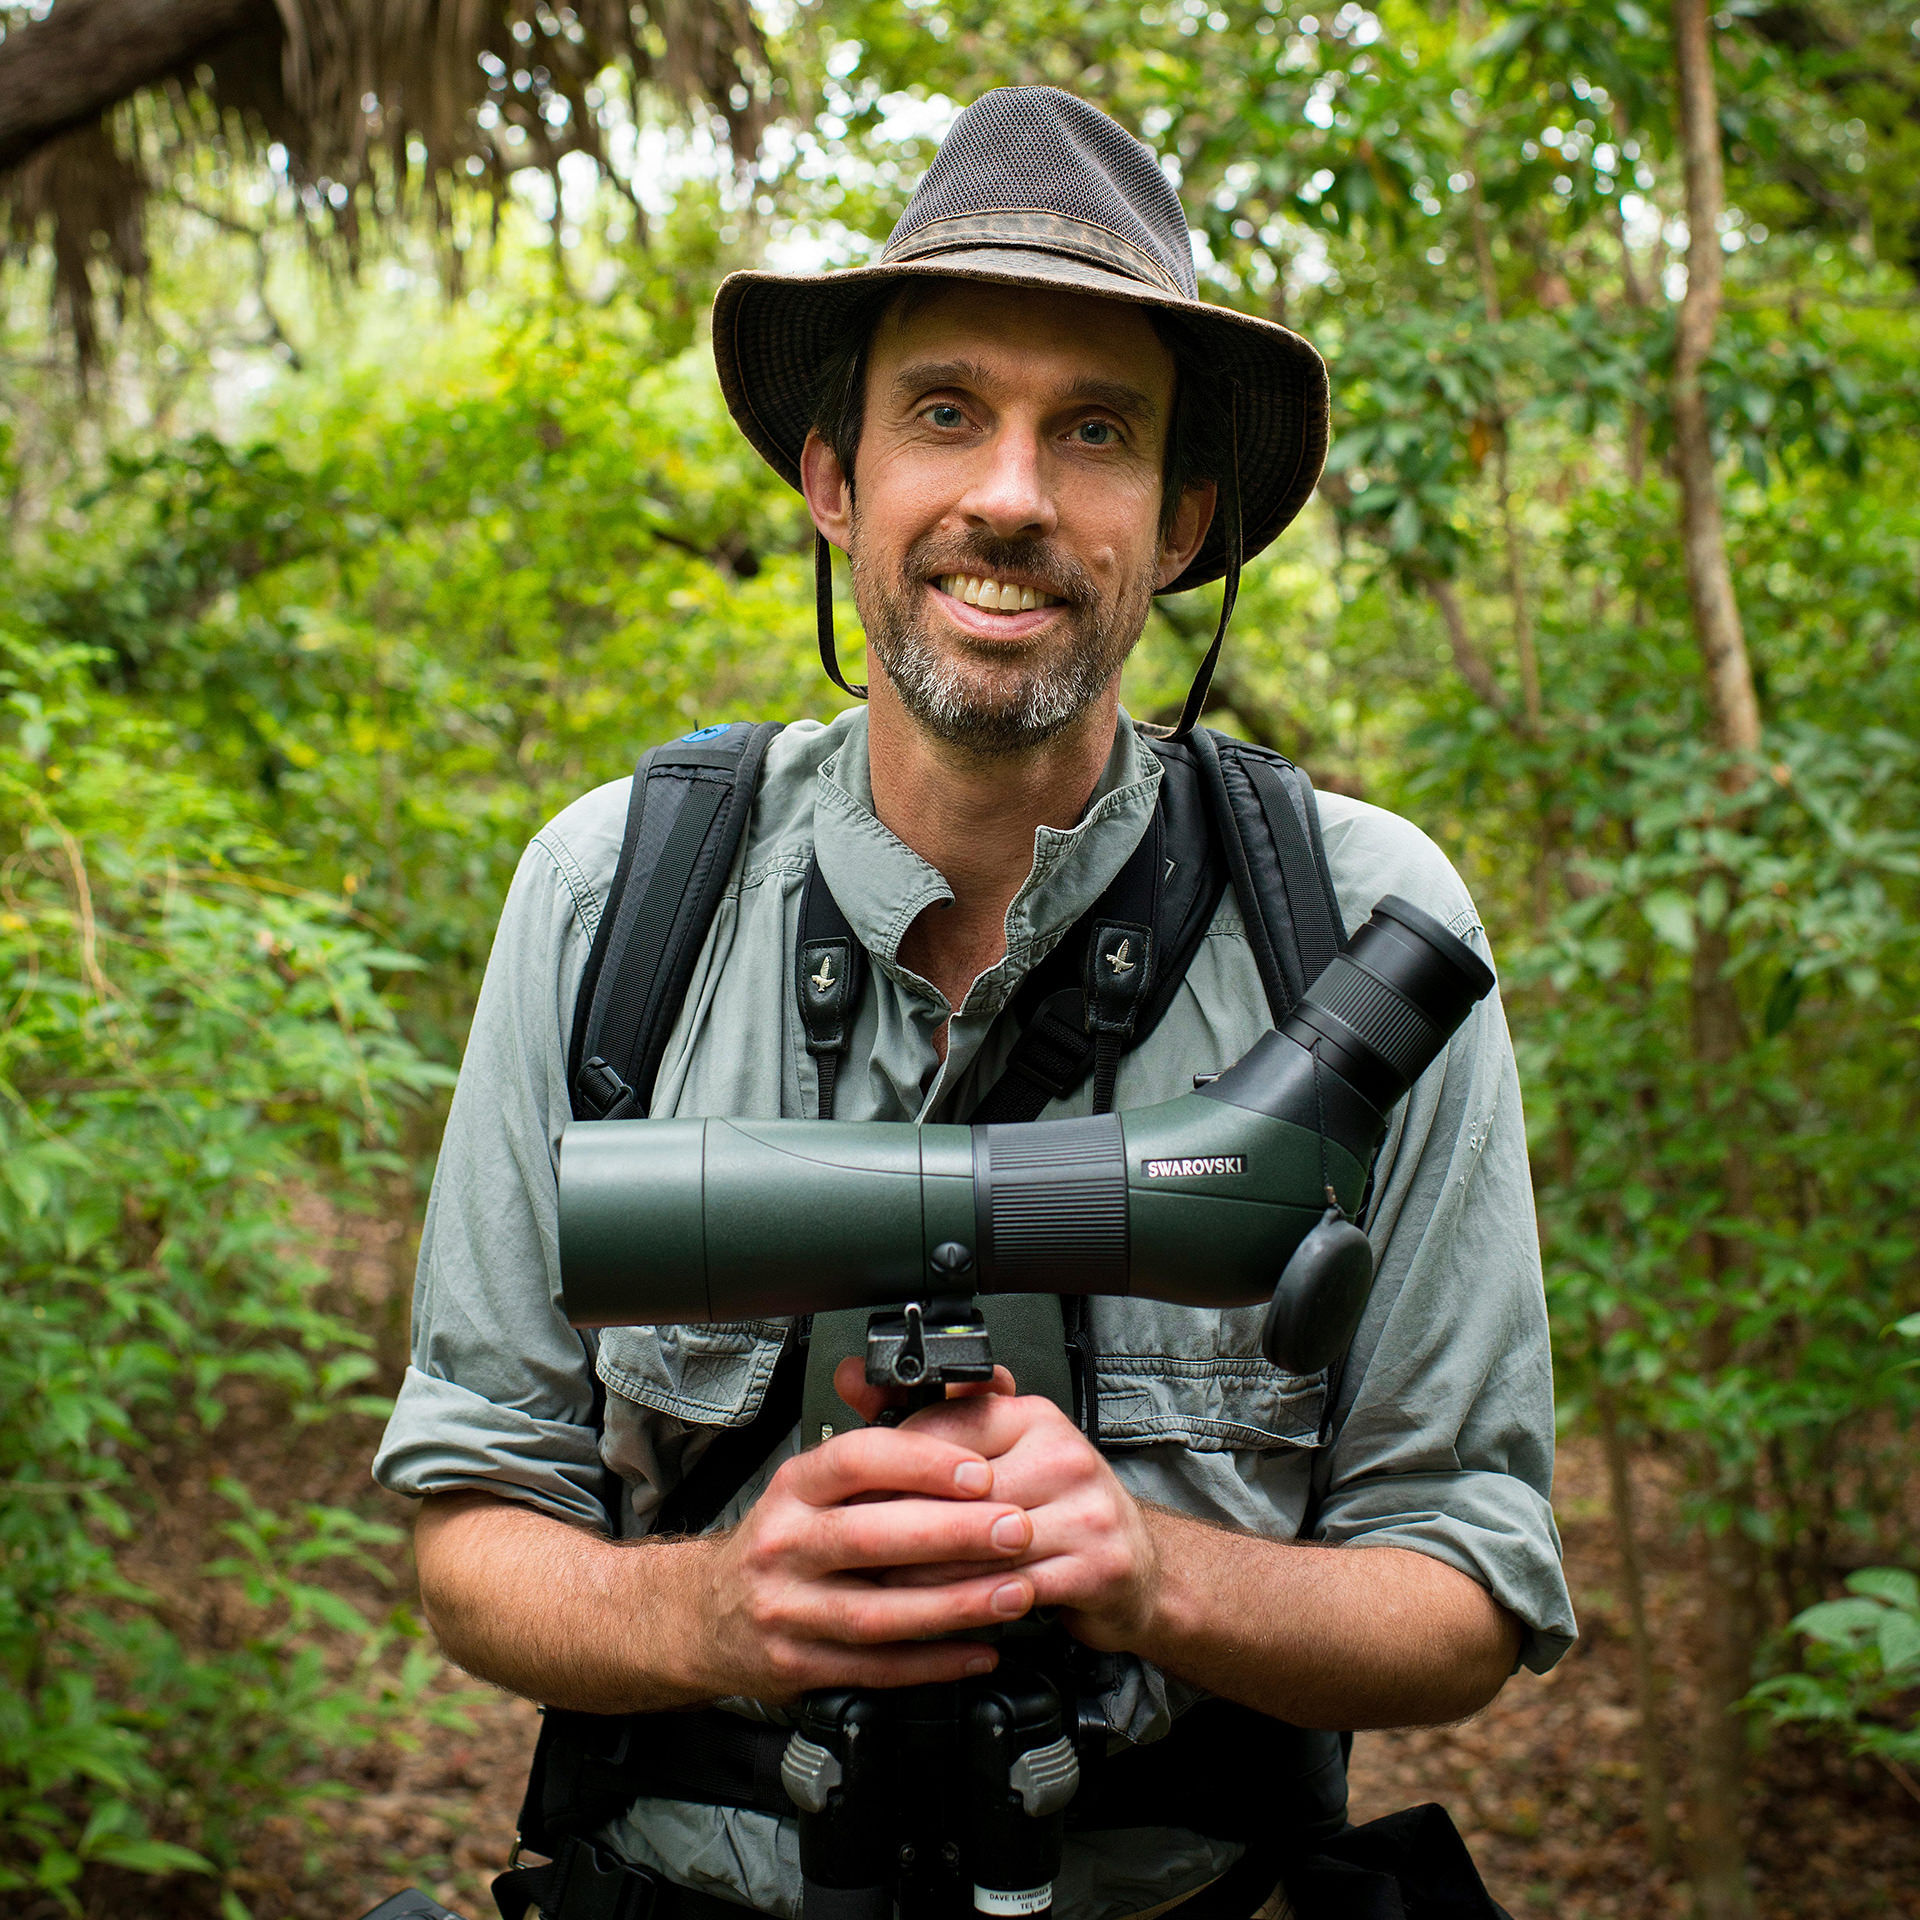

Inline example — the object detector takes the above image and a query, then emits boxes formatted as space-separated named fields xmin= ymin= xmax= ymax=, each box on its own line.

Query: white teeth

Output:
xmin=937 ymin=574 xmax=1058 ymax=612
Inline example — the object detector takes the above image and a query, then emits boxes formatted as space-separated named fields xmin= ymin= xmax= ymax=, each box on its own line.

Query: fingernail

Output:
xmin=964 ymin=1654 xmax=995 ymax=1676
xmin=991 ymin=1581 xmax=1029 ymax=1616
xmin=990 ymin=1512 xmax=1028 ymax=1550
xmin=953 ymin=1461 xmax=992 ymax=1496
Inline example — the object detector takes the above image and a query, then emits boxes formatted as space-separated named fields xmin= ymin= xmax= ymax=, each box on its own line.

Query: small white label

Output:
xmin=973 ymin=1887 xmax=1051 ymax=1916
xmin=1142 ymin=1154 xmax=1246 ymax=1179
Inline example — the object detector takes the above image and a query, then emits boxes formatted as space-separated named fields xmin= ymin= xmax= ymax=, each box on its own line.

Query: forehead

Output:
xmin=865 ymin=281 xmax=1176 ymax=414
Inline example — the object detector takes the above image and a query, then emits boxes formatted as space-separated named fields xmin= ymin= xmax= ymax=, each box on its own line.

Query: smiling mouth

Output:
xmin=935 ymin=573 xmax=1063 ymax=612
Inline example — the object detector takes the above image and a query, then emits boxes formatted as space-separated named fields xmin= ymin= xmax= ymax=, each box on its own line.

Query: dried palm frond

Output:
xmin=0 ymin=0 xmax=776 ymax=370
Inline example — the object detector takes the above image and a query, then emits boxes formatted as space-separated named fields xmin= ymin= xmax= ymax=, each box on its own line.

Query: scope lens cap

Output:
xmin=1261 ymin=1211 xmax=1377 ymax=1376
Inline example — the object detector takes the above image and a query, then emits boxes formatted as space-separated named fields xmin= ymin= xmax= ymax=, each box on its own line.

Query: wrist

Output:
xmin=669 ymin=1530 xmax=736 ymax=1701
xmin=609 ymin=1529 xmax=732 ymax=1708
xmin=1127 ymin=1504 xmax=1202 ymax=1656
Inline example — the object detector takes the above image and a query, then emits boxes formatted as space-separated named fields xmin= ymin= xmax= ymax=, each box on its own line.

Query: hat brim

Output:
xmin=712 ymin=247 xmax=1328 ymax=594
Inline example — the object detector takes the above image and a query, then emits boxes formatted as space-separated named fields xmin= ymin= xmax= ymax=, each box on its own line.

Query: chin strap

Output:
xmin=816 ymin=533 xmax=868 ymax=701
xmin=1169 ymin=381 xmax=1243 ymax=743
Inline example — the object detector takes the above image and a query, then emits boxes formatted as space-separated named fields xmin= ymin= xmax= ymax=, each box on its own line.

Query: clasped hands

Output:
xmin=695 ymin=1359 xmax=1162 ymax=1705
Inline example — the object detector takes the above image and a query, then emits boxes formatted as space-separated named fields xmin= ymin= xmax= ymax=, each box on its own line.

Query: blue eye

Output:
xmin=1076 ymin=420 xmax=1118 ymax=446
xmin=925 ymin=403 xmax=965 ymax=428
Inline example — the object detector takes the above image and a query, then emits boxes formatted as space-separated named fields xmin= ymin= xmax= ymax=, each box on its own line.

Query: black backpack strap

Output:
xmin=1188 ymin=727 xmax=1343 ymax=1021
xmin=796 ymin=855 xmax=868 ymax=1121
xmin=569 ymin=721 xmax=783 ymax=1120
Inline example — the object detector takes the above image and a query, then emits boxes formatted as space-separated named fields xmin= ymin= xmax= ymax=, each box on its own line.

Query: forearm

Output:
xmin=414 ymin=1491 xmax=723 ymax=1713
xmin=1127 ymin=1508 xmax=1521 ymax=1730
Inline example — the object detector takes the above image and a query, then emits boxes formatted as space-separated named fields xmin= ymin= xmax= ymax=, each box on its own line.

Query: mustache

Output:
xmin=903 ymin=532 xmax=1095 ymax=607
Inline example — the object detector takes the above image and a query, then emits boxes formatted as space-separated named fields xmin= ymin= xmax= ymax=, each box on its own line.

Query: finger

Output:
xmin=901 ymin=1390 xmax=1069 ymax=1455
xmin=775 ymin=1638 xmax=1005 ymax=1696
xmin=816 ymin=1567 xmax=1036 ymax=1644
xmin=940 ymin=1365 xmax=1019 ymax=1402
xmin=779 ymin=1423 xmax=995 ymax=1508
xmin=811 ymin=1496 xmax=1032 ymax=1573
xmin=835 ymin=1354 xmax=899 ymax=1427
xmin=835 ymin=1360 xmax=1017 ymax=1425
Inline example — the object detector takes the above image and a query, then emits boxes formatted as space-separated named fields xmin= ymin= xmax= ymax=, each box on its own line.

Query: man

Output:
xmin=375 ymin=87 xmax=1574 ymax=1920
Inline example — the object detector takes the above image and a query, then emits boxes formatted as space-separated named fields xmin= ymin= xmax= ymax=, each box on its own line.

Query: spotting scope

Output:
xmin=558 ymin=895 xmax=1494 ymax=1374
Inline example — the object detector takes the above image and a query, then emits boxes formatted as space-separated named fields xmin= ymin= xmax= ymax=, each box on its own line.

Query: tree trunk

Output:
xmin=0 ymin=0 xmax=267 ymax=174
xmin=1462 ymin=133 xmax=1543 ymax=732
xmin=1671 ymin=6 xmax=1767 ymax=1914
xmin=1593 ymin=1373 xmax=1676 ymax=1871
xmin=1671 ymin=0 xmax=1762 ymax=766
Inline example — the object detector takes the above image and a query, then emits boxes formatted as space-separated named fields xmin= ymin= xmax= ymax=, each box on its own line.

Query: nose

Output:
xmin=956 ymin=418 xmax=1058 ymax=542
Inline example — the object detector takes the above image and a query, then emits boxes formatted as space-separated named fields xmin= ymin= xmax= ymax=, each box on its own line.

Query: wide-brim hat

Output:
xmin=712 ymin=86 xmax=1329 ymax=597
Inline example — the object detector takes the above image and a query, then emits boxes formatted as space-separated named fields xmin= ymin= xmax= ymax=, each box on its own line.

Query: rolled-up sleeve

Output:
xmin=1310 ymin=910 xmax=1575 ymax=1673
xmin=372 ymin=822 xmax=615 ymax=1533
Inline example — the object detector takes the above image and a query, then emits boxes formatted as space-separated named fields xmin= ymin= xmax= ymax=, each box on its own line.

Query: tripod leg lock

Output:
xmin=1007 ymin=1739 xmax=1079 ymax=1819
xmin=781 ymin=1732 xmax=845 ymax=1815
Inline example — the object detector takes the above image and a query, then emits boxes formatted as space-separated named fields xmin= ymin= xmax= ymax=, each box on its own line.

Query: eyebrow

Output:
xmin=887 ymin=361 xmax=1163 ymax=427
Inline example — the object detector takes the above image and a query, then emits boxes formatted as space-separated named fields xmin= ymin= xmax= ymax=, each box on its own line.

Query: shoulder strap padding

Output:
xmin=1188 ymin=728 xmax=1343 ymax=1021
xmin=568 ymin=721 xmax=783 ymax=1120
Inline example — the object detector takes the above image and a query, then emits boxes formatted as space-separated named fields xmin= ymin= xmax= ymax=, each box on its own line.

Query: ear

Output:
xmin=1155 ymin=478 xmax=1217 ymax=590
xmin=800 ymin=430 xmax=855 ymax=554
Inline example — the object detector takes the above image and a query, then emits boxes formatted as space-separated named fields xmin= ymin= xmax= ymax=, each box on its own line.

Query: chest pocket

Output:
xmin=595 ymin=1321 xmax=788 ymax=1426
xmin=595 ymin=1322 xmax=788 ymax=1527
xmin=1089 ymin=1299 xmax=1326 ymax=1452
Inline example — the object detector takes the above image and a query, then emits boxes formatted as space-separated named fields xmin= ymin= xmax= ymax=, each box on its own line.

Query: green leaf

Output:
xmin=1763 ymin=965 xmax=1804 ymax=1037
xmin=1641 ymin=891 xmax=1696 ymax=953
xmin=86 ymin=1839 xmax=214 ymax=1876
xmin=1790 ymin=1597 xmax=1885 ymax=1647
xmin=1849 ymin=1568 xmax=1920 ymax=1612
xmin=1876 ymin=1608 xmax=1920 ymax=1677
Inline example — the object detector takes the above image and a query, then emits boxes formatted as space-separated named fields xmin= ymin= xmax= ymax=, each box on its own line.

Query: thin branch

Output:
xmin=1420 ymin=573 xmax=1514 ymax=723
xmin=163 ymin=192 xmax=305 ymax=369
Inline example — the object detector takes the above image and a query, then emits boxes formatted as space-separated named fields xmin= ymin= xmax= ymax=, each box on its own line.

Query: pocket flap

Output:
xmin=1091 ymin=1301 xmax=1325 ymax=1451
xmin=595 ymin=1321 xmax=788 ymax=1429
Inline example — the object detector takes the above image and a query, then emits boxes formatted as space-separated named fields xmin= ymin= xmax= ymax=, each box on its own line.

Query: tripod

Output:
xmin=779 ymin=1295 xmax=1095 ymax=1920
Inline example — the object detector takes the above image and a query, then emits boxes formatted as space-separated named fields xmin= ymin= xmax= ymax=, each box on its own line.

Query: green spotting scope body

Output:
xmin=558 ymin=895 xmax=1495 ymax=1368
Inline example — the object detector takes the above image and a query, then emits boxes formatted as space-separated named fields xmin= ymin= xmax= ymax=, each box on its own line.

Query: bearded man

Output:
xmin=374 ymin=87 xmax=1574 ymax=1920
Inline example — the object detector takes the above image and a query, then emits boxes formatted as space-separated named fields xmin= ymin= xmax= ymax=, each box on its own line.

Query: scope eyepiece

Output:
xmin=1276 ymin=894 xmax=1494 ymax=1116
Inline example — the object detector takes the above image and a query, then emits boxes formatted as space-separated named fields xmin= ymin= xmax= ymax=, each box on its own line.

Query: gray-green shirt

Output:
xmin=375 ymin=709 xmax=1573 ymax=1920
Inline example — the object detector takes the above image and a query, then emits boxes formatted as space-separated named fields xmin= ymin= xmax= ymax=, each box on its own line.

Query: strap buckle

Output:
xmin=576 ymin=1056 xmax=639 ymax=1121
xmin=495 ymin=1836 xmax=660 ymax=1920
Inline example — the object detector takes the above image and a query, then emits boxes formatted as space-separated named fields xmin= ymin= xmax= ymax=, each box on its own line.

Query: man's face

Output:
xmin=802 ymin=282 xmax=1209 ymax=756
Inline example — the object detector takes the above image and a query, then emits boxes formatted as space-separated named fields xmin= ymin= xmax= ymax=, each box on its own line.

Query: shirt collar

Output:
xmin=812 ymin=709 xmax=1163 ymax=1004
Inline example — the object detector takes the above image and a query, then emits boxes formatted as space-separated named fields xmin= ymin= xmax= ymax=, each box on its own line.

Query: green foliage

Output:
xmin=0 ymin=618 xmax=456 ymax=1909
xmin=1747 ymin=1567 xmax=1920 ymax=1770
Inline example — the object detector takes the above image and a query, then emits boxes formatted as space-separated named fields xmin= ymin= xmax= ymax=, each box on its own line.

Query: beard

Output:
xmin=846 ymin=522 xmax=1157 ymax=756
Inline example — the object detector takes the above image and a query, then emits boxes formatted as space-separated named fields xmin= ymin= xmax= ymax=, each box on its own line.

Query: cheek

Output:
xmin=1061 ymin=471 xmax=1167 ymax=578
xmin=859 ymin=446 xmax=960 ymax=541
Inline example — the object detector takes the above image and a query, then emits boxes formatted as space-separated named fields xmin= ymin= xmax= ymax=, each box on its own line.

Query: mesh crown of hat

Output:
xmin=887 ymin=88 xmax=1198 ymax=300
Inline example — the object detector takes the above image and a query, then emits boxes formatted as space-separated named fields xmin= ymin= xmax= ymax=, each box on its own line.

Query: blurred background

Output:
xmin=1 ymin=2 xmax=1916 ymax=1916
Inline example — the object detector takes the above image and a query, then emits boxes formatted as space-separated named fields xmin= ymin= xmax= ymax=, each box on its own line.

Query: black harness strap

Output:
xmin=796 ymin=856 xmax=867 ymax=1121
xmin=569 ymin=722 xmax=782 ymax=1121
xmin=968 ymin=749 xmax=1225 ymax=1126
